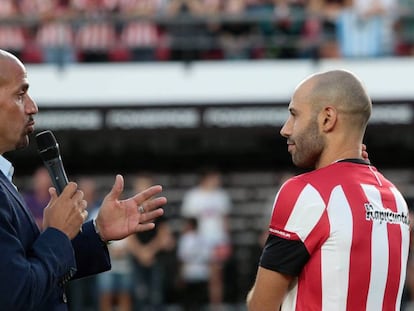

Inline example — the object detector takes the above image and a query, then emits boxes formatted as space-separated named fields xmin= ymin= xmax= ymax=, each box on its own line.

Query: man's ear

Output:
xmin=319 ymin=106 xmax=337 ymax=132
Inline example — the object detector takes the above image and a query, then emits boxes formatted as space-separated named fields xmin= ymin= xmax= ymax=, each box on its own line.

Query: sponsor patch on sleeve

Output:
xmin=269 ymin=226 xmax=301 ymax=241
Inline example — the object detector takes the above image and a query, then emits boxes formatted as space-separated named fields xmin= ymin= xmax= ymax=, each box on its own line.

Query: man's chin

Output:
xmin=15 ymin=136 xmax=30 ymax=150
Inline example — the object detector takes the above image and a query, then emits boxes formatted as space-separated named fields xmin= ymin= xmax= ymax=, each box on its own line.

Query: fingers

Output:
xmin=136 ymin=222 xmax=156 ymax=233
xmin=132 ymin=187 xmax=166 ymax=226
xmin=79 ymin=199 xmax=87 ymax=210
xmin=81 ymin=209 xmax=88 ymax=222
xmin=61 ymin=183 xmax=87 ymax=211
xmin=139 ymin=207 xmax=164 ymax=224
xmin=51 ymin=182 xmax=88 ymax=218
xmin=43 ymin=181 xmax=90 ymax=239
xmin=48 ymin=183 xmax=85 ymax=208
xmin=72 ymin=188 xmax=84 ymax=202
xmin=60 ymin=182 xmax=79 ymax=198
xmin=139 ymin=197 xmax=167 ymax=213
xmin=133 ymin=185 xmax=165 ymax=206
xmin=361 ymin=143 xmax=370 ymax=163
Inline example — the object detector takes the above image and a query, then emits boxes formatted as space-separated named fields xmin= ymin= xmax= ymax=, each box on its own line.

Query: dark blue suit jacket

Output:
xmin=0 ymin=171 xmax=111 ymax=310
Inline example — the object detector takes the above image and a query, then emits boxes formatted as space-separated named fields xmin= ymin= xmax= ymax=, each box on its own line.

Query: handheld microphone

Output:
xmin=35 ymin=130 xmax=69 ymax=195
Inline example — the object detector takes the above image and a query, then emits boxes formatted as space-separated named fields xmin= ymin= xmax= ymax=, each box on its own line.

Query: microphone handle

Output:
xmin=44 ymin=157 xmax=69 ymax=195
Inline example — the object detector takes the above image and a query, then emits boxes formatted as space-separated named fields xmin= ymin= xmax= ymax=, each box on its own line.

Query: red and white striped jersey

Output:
xmin=117 ymin=0 xmax=165 ymax=12
xmin=120 ymin=22 xmax=160 ymax=48
xmin=36 ymin=22 xmax=74 ymax=47
xmin=0 ymin=0 xmax=25 ymax=51
xmin=0 ymin=26 xmax=25 ymax=52
xmin=261 ymin=160 xmax=410 ymax=311
xmin=75 ymin=22 xmax=117 ymax=51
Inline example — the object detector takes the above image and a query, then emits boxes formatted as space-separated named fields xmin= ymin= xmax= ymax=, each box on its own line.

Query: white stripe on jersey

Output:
xmin=323 ymin=185 xmax=353 ymax=311
xmin=362 ymin=184 xmax=389 ymax=310
xmin=391 ymin=187 xmax=410 ymax=311
xmin=285 ymin=184 xmax=326 ymax=241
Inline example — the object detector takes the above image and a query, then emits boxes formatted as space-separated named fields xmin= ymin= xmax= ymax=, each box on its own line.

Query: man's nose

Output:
xmin=25 ymin=94 xmax=38 ymax=115
xmin=280 ymin=122 xmax=289 ymax=138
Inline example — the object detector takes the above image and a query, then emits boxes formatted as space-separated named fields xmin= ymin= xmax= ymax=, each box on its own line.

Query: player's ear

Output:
xmin=320 ymin=106 xmax=337 ymax=132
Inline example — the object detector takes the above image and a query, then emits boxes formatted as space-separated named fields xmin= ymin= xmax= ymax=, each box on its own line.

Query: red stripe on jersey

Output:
xmin=343 ymin=183 xmax=372 ymax=311
xmin=382 ymin=188 xmax=402 ymax=309
xmin=295 ymin=211 xmax=329 ymax=310
xmin=296 ymin=249 xmax=323 ymax=310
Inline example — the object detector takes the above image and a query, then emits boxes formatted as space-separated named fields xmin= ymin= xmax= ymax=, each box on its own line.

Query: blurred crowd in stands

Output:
xmin=1 ymin=0 xmax=414 ymax=65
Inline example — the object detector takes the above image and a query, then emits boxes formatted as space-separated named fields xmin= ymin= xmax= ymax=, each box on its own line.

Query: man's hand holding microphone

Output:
xmin=36 ymin=130 xmax=167 ymax=242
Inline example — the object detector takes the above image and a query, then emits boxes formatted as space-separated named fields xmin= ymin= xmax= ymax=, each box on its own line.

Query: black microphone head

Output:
xmin=35 ymin=130 xmax=60 ymax=161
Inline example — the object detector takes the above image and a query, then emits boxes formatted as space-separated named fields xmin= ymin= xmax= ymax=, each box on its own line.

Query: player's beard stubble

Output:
xmin=290 ymin=117 xmax=325 ymax=169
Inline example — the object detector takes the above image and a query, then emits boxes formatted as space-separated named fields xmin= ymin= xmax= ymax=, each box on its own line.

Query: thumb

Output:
xmin=107 ymin=174 xmax=124 ymax=201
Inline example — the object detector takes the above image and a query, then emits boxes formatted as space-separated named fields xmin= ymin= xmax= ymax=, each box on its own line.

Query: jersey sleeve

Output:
xmin=260 ymin=177 xmax=330 ymax=276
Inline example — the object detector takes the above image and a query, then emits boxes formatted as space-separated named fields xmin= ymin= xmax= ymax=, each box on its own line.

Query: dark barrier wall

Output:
xmin=7 ymin=100 xmax=414 ymax=176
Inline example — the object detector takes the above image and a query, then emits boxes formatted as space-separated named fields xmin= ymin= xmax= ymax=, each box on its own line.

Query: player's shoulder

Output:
xmin=279 ymin=173 xmax=311 ymax=193
xmin=279 ymin=169 xmax=334 ymax=197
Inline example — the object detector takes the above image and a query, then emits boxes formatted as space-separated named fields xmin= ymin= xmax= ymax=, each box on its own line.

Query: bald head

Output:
xmin=282 ymin=70 xmax=372 ymax=169
xmin=303 ymin=70 xmax=372 ymax=130
xmin=0 ymin=49 xmax=25 ymax=87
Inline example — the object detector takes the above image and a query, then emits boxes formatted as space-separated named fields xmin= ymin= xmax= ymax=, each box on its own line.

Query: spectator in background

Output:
xmin=0 ymin=0 xmax=26 ymax=60
xmin=198 ymin=0 xmax=225 ymax=60
xmin=220 ymin=0 xmax=255 ymax=59
xmin=167 ymin=0 xmax=205 ymax=15
xmin=309 ymin=0 xmax=346 ymax=59
xmin=127 ymin=174 xmax=175 ymax=311
xmin=336 ymin=0 xmax=398 ymax=57
xmin=97 ymin=238 xmax=134 ymax=311
xmin=394 ymin=0 xmax=414 ymax=56
xmin=23 ymin=166 xmax=52 ymax=230
xmin=35 ymin=0 xmax=77 ymax=67
xmin=246 ymin=0 xmax=309 ymax=59
xmin=118 ymin=0 xmax=164 ymax=61
xmin=177 ymin=217 xmax=210 ymax=311
xmin=181 ymin=168 xmax=232 ymax=310
xmin=83 ymin=175 xmax=134 ymax=311
xmin=165 ymin=0 xmax=207 ymax=61
xmin=73 ymin=0 xmax=118 ymax=62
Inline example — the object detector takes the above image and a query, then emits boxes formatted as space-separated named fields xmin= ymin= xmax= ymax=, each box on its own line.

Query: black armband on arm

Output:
xmin=259 ymin=234 xmax=310 ymax=276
